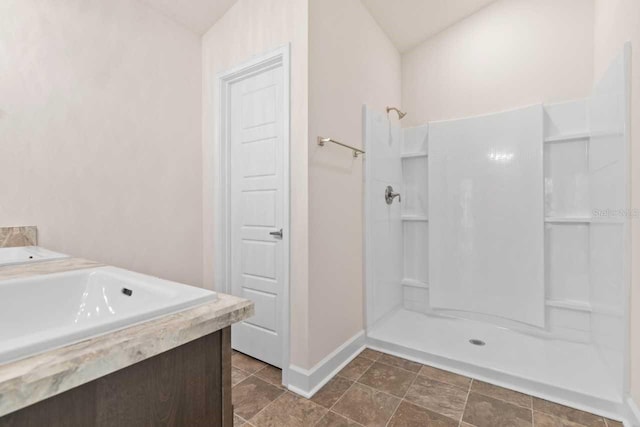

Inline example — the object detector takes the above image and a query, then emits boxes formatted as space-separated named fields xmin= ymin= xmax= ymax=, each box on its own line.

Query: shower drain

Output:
xmin=469 ymin=339 xmax=486 ymax=346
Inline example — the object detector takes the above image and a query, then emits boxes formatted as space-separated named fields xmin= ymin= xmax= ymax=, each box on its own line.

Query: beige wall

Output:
xmin=401 ymin=0 xmax=594 ymax=126
xmin=0 ymin=0 xmax=203 ymax=285
xmin=201 ymin=0 xmax=310 ymax=366
xmin=593 ymin=0 xmax=640 ymax=403
xmin=307 ymin=0 xmax=401 ymax=367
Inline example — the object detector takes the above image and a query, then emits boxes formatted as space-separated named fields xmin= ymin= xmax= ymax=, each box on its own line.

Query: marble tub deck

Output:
xmin=0 ymin=258 xmax=253 ymax=417
xmin=231 ymin=350 xmax=624 ymax=427
xmin=0 ymin=226 xmax=37 ymax=248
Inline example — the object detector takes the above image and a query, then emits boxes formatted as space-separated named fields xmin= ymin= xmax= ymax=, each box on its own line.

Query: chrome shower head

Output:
xmin=386 ymin=106 xmax=406 ymax=119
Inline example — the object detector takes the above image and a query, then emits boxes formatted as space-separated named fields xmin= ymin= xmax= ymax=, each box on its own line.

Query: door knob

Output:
xmin=269 ymin=228 xmax=283 ymax=239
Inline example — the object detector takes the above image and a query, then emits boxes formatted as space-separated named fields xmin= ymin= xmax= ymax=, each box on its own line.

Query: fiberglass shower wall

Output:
xmin=363 ymin=106 xmax=404 ymax=327
xmin=363 ymin=106 xmax=430 ymax=328
xmin=588 ymin=46 xmax=630 ymax=393
xmin=541 ymin=45 xmax=630 ymax=393
xmin=429 ymin=105 xmax=545 ymax=327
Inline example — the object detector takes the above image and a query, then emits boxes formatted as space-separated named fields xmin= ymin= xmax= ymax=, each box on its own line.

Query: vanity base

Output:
xmin=0 ymin=327 xmax=232 ymax=427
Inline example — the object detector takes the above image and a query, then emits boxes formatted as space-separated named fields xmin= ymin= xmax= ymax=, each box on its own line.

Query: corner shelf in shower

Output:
xmin=544 ymin=129 xmax=625 ymax=144
xmin=400 ymin=152 xmax=428 ymax=159
xmin=544 ymin=217 xmax=592 ymax=224
xmin=543 ymin=132 xmax=590 ymax=143
xmin=402 ymin=215 xmax=428 ymax=222
xmin=545 ymin=299 xmax=592 ymax=313
xmin=401 ymin=278 xmax=429 ymax=289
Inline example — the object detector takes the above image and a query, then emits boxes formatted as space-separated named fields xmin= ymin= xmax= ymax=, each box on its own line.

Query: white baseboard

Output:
xmin=287 ymin=330 xmax=365 ymax=398
xmin=624 ymin=396 xmax=640 ymax=426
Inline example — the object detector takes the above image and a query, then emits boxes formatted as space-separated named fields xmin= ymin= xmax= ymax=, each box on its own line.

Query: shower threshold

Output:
xmin=367 ymin=308 xmax=623 ymax=418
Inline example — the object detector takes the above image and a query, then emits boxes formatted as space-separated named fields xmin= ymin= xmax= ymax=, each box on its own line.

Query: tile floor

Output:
xmin=232 ymin=348 xmax=624 ymax=427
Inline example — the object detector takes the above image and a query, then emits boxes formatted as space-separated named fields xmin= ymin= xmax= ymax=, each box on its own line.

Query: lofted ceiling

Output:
xmin=361 ymin=0 xmax=498 ymax=52
xmin=139 ymin=0 xmax=496 ymax=49
xmin=139 ymin=0 xmax=237 ymax=34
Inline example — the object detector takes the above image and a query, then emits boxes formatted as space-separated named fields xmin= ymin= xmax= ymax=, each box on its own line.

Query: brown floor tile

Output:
xmin=359 ymin=348 xmax=383 ymax=362
xmin=462 ymin=392 xmax=532 ymax=427
xmin=357 ymin=362 xmax=417 ymax=397
xmin=533 ymin=398 xmax=606 ymax=427
xmin=470 ymin=380 xmax=532 ymax=408
xmin=232 ymin=376 xmax=285 ymax=420
xmin=232 ymin=352 xmax=267 ymax=374
xmin=338 ymin=356 xmax=375 ymax=380
xmin=250 ymin=392 xmax=327 ymax=427
xmin=332 ymin=383 xmax=400 ymax=427
xmin=418 ymin=365 xmax=471 ymax=389
xmin=534 ymin=411 xmax=591 ymax=426
xmin=315 ymin=411 xmax=363 ymax=426
xmin=255 ymin=365 xmax=283 ymax=387
xmin=377 ymin=353 xmax=423 ymax=373
xmin=404 ymin=375 xmax=468 ymax=420
xmin=229 ymin=351 xmax=614 ymax=427
xmin=232 ymin=367 xmax=250 ymax=386
xmin=388 ymin=401 xmax=459 ymax=427
xmin=311 ymin=376 xmax=354 ymax=409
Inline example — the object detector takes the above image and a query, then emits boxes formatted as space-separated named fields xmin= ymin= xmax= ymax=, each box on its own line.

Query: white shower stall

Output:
xmin=363 ymin=46 xmax=630 ymax=416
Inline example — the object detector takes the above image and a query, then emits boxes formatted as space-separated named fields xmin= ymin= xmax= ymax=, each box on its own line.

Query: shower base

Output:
xmin=367 ymin=308 xmax=623 ymax=418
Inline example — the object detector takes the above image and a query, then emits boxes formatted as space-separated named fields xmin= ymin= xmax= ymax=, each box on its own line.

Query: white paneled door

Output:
xmin=229 ymin=63 xmax=286 ymax=368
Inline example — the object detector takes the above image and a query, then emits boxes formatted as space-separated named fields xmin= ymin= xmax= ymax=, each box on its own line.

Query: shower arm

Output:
xmin=386 ymin=106 xmax=407 ymax=119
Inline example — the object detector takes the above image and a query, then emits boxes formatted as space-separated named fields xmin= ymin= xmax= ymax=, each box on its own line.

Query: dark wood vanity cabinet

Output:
xmin=0 ymin=327 xmax=233 ymax=427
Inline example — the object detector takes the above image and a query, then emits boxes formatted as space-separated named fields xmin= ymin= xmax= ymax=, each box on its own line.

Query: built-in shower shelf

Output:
xmin=402 ymin=215 xmax=428 ymax=222
xmin=546 ymin=299 xmax=592 ymax=312
xmin=545 ymin=217 xmax=592 ymax=224
xmin=544 ymin=132 xmax=590 ymax=143
xmin=400 ymin=152 xmax=428 ymax=159
xmin=401 ymin=278 xmax=429 ymax=288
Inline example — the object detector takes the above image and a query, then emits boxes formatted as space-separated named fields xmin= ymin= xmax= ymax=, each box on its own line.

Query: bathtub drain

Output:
xmin=469 ymin=339 xmax=486 ymax=346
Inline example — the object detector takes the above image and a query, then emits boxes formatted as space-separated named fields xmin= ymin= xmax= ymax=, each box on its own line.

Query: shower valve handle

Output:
xmin=385 ymin=186 xmax=401 ymax=205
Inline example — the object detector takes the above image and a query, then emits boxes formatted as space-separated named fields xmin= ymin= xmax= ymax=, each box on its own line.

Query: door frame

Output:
xmin=215 ymin=44 xmax=291 ymax=384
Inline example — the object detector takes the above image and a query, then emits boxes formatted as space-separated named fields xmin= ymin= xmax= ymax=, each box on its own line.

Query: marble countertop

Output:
xmin=0 ymin=258 xmax=253 ymax=417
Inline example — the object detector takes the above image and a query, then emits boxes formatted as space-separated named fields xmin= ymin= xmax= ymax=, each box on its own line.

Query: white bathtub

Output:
xmin=0 ymin=267 xmax=217 ymax=364
xmin=0 ymin=246 xmax=69 ymax=267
